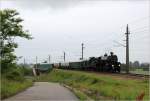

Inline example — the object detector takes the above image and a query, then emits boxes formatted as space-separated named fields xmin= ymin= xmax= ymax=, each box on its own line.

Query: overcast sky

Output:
xmin=1 ymin=0 xmax=150 ymax=64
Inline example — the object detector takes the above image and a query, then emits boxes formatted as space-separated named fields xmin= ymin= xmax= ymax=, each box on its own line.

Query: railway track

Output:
xmin=61 ymin=69 xmax=149 ymax=79
xmin=85 ymin=71 xmax=150 ymax=79
xmin=120 ymin=73 xmax=150 ymax=78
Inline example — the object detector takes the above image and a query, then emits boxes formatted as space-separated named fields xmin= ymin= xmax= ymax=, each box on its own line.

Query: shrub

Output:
xmin=22 ymin=67 xmax=33 ymax=76
xmin=5 ymin=70 xmax=24 ymax=81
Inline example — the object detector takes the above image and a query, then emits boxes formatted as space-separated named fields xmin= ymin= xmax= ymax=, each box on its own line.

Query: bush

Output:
xmin=2 ymin=64 xmax=25 ymax=81
xmin=1 ymin=63 xmax=17 ymax=74
xmin=3 ymin=64 xmax=33 ymax=81
xmin=22 ymin=67 xmax=33 ymax=76
xmin=5 ymin=69 xmax=24 ymax=81
xmin=143 ymin=67 xmax=149 ymax=71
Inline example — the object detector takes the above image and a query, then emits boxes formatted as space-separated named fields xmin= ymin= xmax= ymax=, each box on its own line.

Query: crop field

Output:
xmin=35 ymin=69 xmax=149 ymax=100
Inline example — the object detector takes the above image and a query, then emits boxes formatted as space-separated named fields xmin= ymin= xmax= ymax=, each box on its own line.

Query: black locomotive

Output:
xmin=54 ymin=52 xmax=121 ymax=73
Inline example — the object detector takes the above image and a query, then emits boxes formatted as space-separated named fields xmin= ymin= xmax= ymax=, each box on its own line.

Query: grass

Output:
xmin=35 ymin=69 xmax=149 ymax=100
xmin=1 ymin=77 xmax=33 ymax=99
xmin=62 ymin=84 xmax=90 ymax=100
xmin=130 ymin=68 xmax=149 ymax=75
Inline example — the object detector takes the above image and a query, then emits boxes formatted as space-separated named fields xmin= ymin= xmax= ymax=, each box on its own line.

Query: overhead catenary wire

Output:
xmin=131 ymin=30 xmax=149 ymax=34
xmin=108 ymin=17 xmax=149 ymax=48
xmin=21 ymin=15 xmax=150 ymax=64
xmin=131 ymin=34 xmax=150 ymax=40
xmin=113 ymin=40 xmax=126 ymax=47
xmin=127 ymin=16 xmax=150 ymax=25
xmin=131 ymin=26 xmax=149 ymax=31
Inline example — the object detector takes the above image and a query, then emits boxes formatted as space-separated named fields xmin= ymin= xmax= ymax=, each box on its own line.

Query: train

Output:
xmin=53 ymin=52 xmax=121 ymax=73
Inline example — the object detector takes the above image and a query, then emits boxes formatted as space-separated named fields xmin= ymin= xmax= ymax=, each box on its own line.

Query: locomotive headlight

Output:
xmin=112 ymin=65 xmax=114 ymax=67
xmin=118 ymin=64 xmax=121 ymax=66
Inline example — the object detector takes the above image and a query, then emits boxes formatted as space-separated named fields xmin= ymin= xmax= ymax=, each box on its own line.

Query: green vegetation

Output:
xmin=1 ymin=77 xmax=33 ymax=99
xmin=72 ymin=88 xmax=89 ymax=100
xmin=130 ymin=68 xmax=149 ymax=75
xmin=62 ymin=84 xmax=91 ymax=100
xmin=0 ymin=9 xmax=32 ymax=73
xmin=1 ymin=64 xmax=34 ymax=99
xmin=36 ymin=69 xmax=149 ymax=100
xmin=0 ymin=9 xmax=33 ymax=99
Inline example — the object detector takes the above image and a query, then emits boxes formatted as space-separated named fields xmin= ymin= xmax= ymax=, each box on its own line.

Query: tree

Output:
xmin=0 ymin=9 xmax=32 ymax=73
xmin=133 ymin=61 xmax=140 ymax=68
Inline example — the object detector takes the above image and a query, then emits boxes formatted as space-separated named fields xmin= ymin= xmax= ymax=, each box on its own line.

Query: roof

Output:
xmin=36 ymin=64 xmax=53 ymax=71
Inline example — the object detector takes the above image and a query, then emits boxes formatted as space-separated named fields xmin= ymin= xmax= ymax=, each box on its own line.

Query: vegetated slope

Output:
xmin=1 ymin=67 xmax=33 ymax=99
xmin=35 ymin=69 xmax=149 ymax=100
xmin=1 ymin=77 xmax=33 ymax=99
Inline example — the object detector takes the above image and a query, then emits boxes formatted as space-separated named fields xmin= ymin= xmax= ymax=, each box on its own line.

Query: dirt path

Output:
xmin=3 ymin=82 xmax=78 ymax=101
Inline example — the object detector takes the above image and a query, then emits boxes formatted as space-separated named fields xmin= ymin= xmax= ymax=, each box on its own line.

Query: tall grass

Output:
xmin=36 ymin=69 xmax=149 ymax=100
xmin=1 ymin=77 xmax=33 ymax=99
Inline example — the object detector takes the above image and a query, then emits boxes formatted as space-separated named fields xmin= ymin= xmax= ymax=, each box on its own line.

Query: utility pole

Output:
xmin=36 ymin=56 xmax=38 ymax=69
xmin=23 ymin=58 xmax=26 ymax=66
xmin=63 ymin=52 xmax=65 ymax=62
xmin=23 ymin=58 xmax=25 ymax=68
xmin=125 ymin=24 xmax=130 ymax=73
xmin=48 ymin=55 xmax=51 ymax=64
xmin=81 ymin=43 xmax=84 ymax=60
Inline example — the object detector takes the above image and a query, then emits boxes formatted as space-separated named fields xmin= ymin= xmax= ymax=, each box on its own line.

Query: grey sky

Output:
xmin=1 ymin=0 xmax=150 ymax=64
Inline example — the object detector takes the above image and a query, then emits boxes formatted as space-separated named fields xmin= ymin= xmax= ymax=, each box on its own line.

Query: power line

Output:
xmin=117 ymin=16 xmax=149 ymax=31
xmin=113 ymin=40 xmax=126 ymax=47
xmin=127 ymin=16 xmax=150 ymax=25
xmin=131 ymin=35 xmax=150 ymax=40
xmin=131 ymin=29 xmax=149 ymax=34
xmin=131 ymin=26 xmax=149 ymax=31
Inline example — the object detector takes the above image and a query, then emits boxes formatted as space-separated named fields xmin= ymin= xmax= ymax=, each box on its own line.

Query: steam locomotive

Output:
xmin=54 ymin=52 xmax=121 ymax=73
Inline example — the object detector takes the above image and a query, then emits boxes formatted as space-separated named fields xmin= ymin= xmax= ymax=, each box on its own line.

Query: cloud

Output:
xmin=1 ymin=0 xmax=149 ymax=63
xmin=2 ymin=0 xmax=147 ymax=10
xmin=2 ymin=0 xmax=89 ymax=10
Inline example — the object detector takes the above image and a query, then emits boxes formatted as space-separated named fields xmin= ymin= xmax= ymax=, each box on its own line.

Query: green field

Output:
xmin=35 ymin=69 xmax=149 ymax=100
